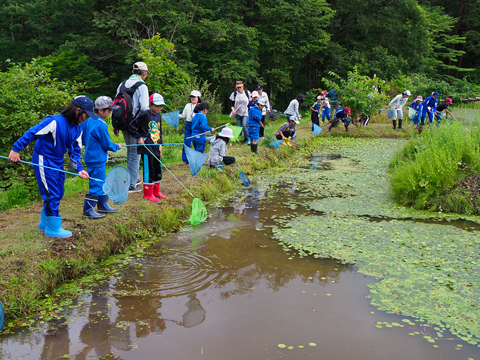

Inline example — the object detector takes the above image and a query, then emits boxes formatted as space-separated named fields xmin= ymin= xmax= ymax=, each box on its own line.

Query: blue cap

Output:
xmin=72 ymin=95 xmax=98 ymax=119
xmin=432 ymin=92 xmax=439 ymax=97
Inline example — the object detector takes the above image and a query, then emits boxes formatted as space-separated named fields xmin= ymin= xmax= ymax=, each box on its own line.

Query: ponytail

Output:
xmin=194 ymin=102 xmax=209 ymax=113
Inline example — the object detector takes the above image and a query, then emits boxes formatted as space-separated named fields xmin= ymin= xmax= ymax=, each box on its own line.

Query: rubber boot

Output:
xmin=45 ymin=215 xmax=72 ymax=238
xmin=143 ymin=183 xmax=161 ymax=203
xmin=398 ymin=119 xmax=403 ymax=129
xmin=153 ymin=182 xmax=168 ymax=200
xmin=97 ymin=194 xmax=119 ymax=213
xmin=83 ymin=195 xmax=106 ymax=219
xmin=345 ymin=125 xmax=349 ymax=133
xmin=392 ymin=120 xmax=397 ymax=130
xmin=39 ymin=209 xmax=46 ymax=232
xmin=252 ymin=144 xmax=261 ymax=154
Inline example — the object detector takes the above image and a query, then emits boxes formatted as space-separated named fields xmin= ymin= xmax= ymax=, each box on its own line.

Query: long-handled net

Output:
xmin=299 ymin=118 xmax=322 ymax=135
xmin=183 ymin=145 xmax=208 ymax=176
xmin=232 ymin=164 xmax=250 ymax=186
xmin=162 ymin=110 xmax=180 ymax=128
xmin=0 ymin=155 xmax=130 ymax=205
xmin=142 ymin=145 xmax=207 ymax=225
xmin=264 ymin=128 xmax=283 ymax=149
xmin=103 ymin=166 xmax=130 ymax=205
xmin=266 ymin=109 xmax=288 ymax=122
xmin=0 ymin=299 xmax=5 ymax=332
xmin=230 ymin=125 xmax=243 ymax=141
xmin=408 ymin=107 xmax=417 ymax=119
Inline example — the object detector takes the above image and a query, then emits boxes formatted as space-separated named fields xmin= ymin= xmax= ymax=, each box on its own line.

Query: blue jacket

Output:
xmin=335 ymin=108 xmax=348 ymax=120
xmin=12 ymin=114 xmax=84 ymax=172
xmin=81 ymin=117 xmax=119 ymax=167
xmin=422 ymin=96 xmax=437 ymax=113
xmin=311 ymin=101 xmax=321 ymax=112
xmin=327 ymin=90 xmax=338 ymax=105
xmin=248 ymin=105 xmax=262 ymax=128
xmin=191 ymin=113 xmax=212 ymax=136
xmin=410 ymin=101 xmax=422 ymax=111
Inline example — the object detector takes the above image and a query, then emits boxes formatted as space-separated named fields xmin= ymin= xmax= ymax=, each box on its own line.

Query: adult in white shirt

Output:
xmin=114 ymin=62 xmax=150 ymax=192
xmin=255 ymin=84 xmax=271 ymax=140
xmin=284 ymin=94 xmax=305 ymax=140
xmin=388 ymin=90 xmax=411 ymax=130
xmin=179 ymin=90 xmax=202 ymax=165
xmin=229 ymin=81 xmax=251 ymax=144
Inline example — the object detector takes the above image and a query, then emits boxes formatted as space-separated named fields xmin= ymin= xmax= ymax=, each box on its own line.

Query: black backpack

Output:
xmin=111 ymin=80 xmax=147 ymax=130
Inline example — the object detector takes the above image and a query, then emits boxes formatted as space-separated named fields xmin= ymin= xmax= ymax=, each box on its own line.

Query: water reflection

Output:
xmin=1 ymin=190 xmax=480 ymax=360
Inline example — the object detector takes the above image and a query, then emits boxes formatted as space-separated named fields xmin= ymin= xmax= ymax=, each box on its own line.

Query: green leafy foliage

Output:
xmin=323 ymin=67 xmax=389 ymax=117
xmin=390 ymin=122 xmax=480 ymax=214
xmin=0 ymin=60 xmax=79 ymax=192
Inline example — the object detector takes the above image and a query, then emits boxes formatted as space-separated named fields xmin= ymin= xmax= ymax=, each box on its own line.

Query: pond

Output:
xmin=1 ymin=138 xmax=480 ymax=360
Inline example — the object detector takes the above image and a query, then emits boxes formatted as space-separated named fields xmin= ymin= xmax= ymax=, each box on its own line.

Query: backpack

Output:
xmin=111 ymin=80 xmax=147 ymax=130
xmin=233 ymin=89 xmax=250 ymax=102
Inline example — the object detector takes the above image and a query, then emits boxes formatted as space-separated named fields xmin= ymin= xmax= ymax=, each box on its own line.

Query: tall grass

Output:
xmin=389 ymin=122 xmax=480 ymax=214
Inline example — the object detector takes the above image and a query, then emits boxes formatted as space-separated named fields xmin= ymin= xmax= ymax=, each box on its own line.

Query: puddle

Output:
xmin=2 ymin=192 xmax=480 ymax=360
xmin=2 ymin=141 xmax=480 ymax=359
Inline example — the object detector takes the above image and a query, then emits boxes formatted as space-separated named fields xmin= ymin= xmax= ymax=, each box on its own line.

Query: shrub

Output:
xmin=389 ymin=122 xmax=480 ymax=214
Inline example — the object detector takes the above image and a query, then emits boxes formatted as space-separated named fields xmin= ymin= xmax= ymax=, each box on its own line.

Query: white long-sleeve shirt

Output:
xmin=388 ymin=94 xmax=408 ymax=109
xmin=284 ymin=99 xmax=301 ymax=119
xmin=259 ymin=91 xmax=271 ymax=115
xmin=180 ymin=102 xmax=197 ymax=122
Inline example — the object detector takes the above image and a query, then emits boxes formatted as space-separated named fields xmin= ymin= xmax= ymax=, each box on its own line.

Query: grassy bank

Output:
xmin=0 ymin=117 xmax=413 ymax=328
xmin=389 ymin=121 xmax=480 ymax=214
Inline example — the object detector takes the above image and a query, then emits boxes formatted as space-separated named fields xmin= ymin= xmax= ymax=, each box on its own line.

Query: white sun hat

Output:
xmin=219 ymin=127 xmax=234 ymax=138
xmin=190 ymin=90 xmax=201 ymax=97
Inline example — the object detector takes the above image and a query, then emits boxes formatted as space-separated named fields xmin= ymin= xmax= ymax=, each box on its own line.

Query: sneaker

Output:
xmin=248 ymin=139 xmax=251 ymax=145
xmin=259 ymin=137 xmax=264 ymax=140
xmin=181 ymin=162 xmax=189 ymax=166
xmin=129 ymin=186 xmax=142 ymax=193
xmin=243 ymin=140 xmax=248 ymax=145
xmin=136 ymin=179 xmax=142 ymax=186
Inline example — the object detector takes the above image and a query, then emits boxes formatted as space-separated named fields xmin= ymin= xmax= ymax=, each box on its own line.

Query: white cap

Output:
xmin=289 ymin=115 xmax=300 ymax=124
xmin=251 ymin=91 xmax=259 ymax=98
xmin=257 ymin=98 xmax=268 ymax=106
xmin=133 ymin=62 xmax=148 ymax=72
xmin=219 ymin=127 xmax=234 ymax=138
xmin=403 ymin=90 xmax=411 ymax=96
xmin=150 ymin=93 xmax=165 ymax=106
xmin=190 ymin=90 xmax=201 ymax=97
xmin=317 ymin=95 xmax=322 ymax=100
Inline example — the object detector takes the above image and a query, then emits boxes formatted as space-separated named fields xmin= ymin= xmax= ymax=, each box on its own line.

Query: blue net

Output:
xmin=0 ymin=300 xmax=4 ymax=332
xmin=270 ymin=140 xmax=283 ymax=149
xmin=387 ymin=109 xmax=394 ymax=119
xmin=184 ymin=145 xmax=208 ymax=176
xmin=233 ymin=164 xmax=250 ymax=186
xmin=162 ymin=110 xmax=180 ymax=128
xmin=312 ymin=123 xmax=322 ymax=135
xmin=103 ymin=165 xmax=130 ymax=205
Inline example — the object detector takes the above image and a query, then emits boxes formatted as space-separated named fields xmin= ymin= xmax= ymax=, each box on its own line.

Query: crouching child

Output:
xmin=129 ymin=93 xmax=168 ymax=203
xmin=81 ymin=96 xmax=122 ymax=219
xmin=206 ymin=127 xmax=236 ymax=171
xmin=326 ymin=107 xmax=352 ymax=133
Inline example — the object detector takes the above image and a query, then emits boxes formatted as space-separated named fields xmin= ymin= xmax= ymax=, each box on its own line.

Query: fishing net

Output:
xmin=387 ymin=109 xmax=394 ymax=119
xmin=312 ymin=123 xmax=322 ymax=135
xmin=408 ymin=108 xmax=417 ymax=119
xmin=0 ymin=300 xmax=5 ymax=331
xmin=103 ymin=165 xmax=130 ymax=205
xmin=230 ymin=125 xmax=243 ymax=141
xmin=184 ymin=145 xmax=208 ymax=176
xmin=162 ymin=110 xmax=180 ymax=128
xmin=270 ymin=140 xmax=283 ymax=149
xmin=266 ymin=109 xmax=282 ymax=121
xmin=233 ymin=164 xmax=250 ymax=186
xmin=188 ymin=197 xmax=208 ymax=225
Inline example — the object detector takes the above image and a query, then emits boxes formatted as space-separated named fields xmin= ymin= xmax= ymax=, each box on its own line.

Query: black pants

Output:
xmin=276 ymin=130 xmax=294 ymax=140
xmin=328 ymin=119 xmax=349 ymax=132
xmin=223 ymin=156 xmax=236 ymax=165
xmin=311 ymin=111 xmax=319 ymax=131
xmin=259 ymin=115 xmax=265 ymax=138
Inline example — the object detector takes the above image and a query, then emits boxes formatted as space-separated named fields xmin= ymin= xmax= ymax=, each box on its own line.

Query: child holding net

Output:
xmin=129 ymin=93 xmax=168 ymax=203
xmin=206 ymin=128 xmax=236 ymax=171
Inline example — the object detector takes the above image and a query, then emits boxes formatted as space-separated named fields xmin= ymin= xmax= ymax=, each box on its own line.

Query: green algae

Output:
xmin=268 ymin=138 xmax=480 ymax=342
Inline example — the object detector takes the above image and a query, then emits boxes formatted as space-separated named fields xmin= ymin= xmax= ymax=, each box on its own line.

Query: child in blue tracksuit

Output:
xmin=8 ymin=96 xmax=94 ymax=238
xmin=191 ymin=102 xmax=215 ymax=153
xmin=180 ymin=90 xmax=202 ymax=165
xmin=410 ymin=96 xmax=423 ymax=126
xmin=421 ymin=92 xmax=439 ymax=125
xmin=248 ymin=98 xmax=266 ymax=154
xmin=81 ymin=96 xmax=122 ymax=219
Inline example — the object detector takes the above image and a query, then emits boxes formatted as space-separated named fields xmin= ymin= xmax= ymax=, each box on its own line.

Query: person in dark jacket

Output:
xmin=129 ymin=93 xmax=168 ymax=203
xmin=436 ymin=97 xmax=454 ymax=123
xmin=326 ymin=107 xmax=352 ymax=133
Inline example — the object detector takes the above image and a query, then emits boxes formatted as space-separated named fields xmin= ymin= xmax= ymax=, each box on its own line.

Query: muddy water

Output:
xmin=1 ymin=187 xmax=480 ymax=360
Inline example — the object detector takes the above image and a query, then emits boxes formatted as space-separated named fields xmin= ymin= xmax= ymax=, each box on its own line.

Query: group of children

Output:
xmin=409 ymin=92 xmax=454 ymax=128
xmin=309 ymin=91 xmax=353 ymax=133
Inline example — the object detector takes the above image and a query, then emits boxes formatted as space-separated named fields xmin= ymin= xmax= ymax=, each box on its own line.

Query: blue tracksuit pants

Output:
xmin=86 ymin=164 xmax=106 ymax=197
xmin=182 ymin=122 xmax=193 ymax=163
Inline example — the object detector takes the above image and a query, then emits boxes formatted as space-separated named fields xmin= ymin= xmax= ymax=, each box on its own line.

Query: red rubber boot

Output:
xmin=153 ymin=182 xmax=168 ymax=200
xmin=143 ymin=183 xmax=161 ymax=203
